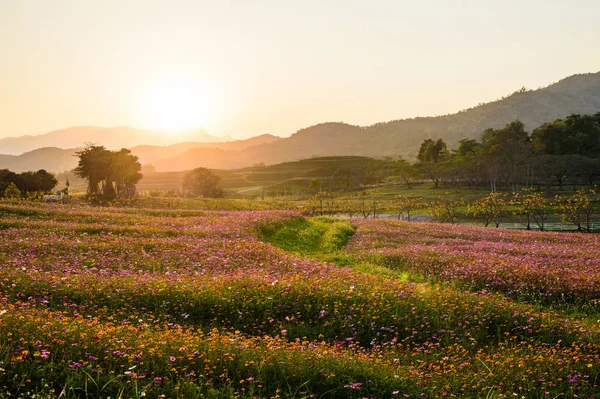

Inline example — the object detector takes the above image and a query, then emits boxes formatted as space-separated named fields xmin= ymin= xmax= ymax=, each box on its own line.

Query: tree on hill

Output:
xmin=531 ymin=113 xmax=600 ymax=157
xmin=417 ymin=139 xmax=449 ymax=163
xmin=182 ymin=167 xmax=224 ymax=198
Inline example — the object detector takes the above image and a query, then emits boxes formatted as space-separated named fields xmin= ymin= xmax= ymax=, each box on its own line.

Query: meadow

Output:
xmin=0 ymin=202 xmax=599 ymax=398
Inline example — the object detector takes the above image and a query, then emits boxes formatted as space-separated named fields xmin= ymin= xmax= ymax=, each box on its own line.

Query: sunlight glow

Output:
xmin=138 ymin=75 xmax=215 ymax=132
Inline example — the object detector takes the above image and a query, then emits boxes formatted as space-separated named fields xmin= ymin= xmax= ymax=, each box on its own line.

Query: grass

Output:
xmin=257 ymin=216 xmax=355 ymax=257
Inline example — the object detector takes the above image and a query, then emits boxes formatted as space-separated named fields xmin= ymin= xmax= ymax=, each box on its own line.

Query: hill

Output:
xmin=137 ymin=156 xmax=374 ymax=196
xmin=1 ymin=71 xmax=599 ymax=172
xmin=131 ymin=134 xmax=281 ymax=167
xmin=0 ymin=147 xmax=80 ymax=173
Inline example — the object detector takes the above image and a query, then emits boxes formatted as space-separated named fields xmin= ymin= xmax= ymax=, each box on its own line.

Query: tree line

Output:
xmin=0 ymin=169 xmax=58 ymax=199
xmin=372 ymin=113 xmax=600 ymax=192
xmin=303 ymin=187 xmax=598 ymax=232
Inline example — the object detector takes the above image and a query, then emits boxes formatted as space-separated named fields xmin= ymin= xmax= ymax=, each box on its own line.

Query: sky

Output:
xmin=1 ymin=0 xmax=599 ymax=140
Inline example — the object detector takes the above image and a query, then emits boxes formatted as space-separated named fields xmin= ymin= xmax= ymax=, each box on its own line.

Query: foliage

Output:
xmin=0 ymin=168 xmax=57 ymax=197
xmin=511 ymin=188 xmax=555 ymax=231
xmin=3 ymin=182 xmax=21 ymax=199
xmin=392 ymin=193 xmax=421 ymax=221
xmin=417 ymin=138 xmax=449 ymax=163
xmin=556 ymin=187 xmax=598 ymax=232
xmin=427 ymin=196 xmax=464 ymax=223
xmin=182 ymin=167 xmax=224 ymax=198
xmin=532 ymin=113 xmax=600 ymax=157
xmin=469 ymin=191 xmax=507 ymax=227
xmin=75 ymin=145 xmax=142 ymax=198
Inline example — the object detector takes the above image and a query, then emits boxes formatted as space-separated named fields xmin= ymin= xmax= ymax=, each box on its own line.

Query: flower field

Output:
xmin=345 ymin=220 xmax=600 ymax=307
xmin=1 ymin=202 xmax=600 ymax=398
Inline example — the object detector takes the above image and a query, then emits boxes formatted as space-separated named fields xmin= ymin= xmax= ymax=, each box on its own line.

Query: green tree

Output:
xmin=3 ymin=182 xmax=21 ymax=199
xmin=481 ymin=121 xmax=532 ymax=192
xmin=392 ymin=158 xmax=415 ymax=188
xmin=182 ymin=167 xmax=224 ymax=198
xmin=532 ymin=113 xmax=600 ymax=157
xmin=417 ymin=138 xmax=449 ymax=163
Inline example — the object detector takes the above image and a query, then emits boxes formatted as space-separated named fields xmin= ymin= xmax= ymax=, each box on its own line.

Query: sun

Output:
xmin=139 ymin=76 xmax=215 ymax=132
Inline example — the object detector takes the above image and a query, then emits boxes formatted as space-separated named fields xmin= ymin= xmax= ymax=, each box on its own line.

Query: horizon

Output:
xmin=1 ymin=70 xmax=598 ymax=144
xmin=2 ymin=0 xmax=600 ymax=141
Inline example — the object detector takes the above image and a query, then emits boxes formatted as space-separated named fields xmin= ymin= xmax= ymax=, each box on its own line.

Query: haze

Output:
xmin=1 ymin=0 xmax=599 ymax=140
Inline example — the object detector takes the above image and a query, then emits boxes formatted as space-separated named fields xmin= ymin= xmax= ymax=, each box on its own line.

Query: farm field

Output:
xmin=0 ymin=202 xmax=599 ymax=398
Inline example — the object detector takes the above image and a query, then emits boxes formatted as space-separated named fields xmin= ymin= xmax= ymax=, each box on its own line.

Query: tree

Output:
xmin=392 ymin=158 xmax=416 ymax=188
xmin=427 ymin=196 xmax=464 ymax=224
xmin=111 ymin=149 xmax=143 ymax=198
xmin=75 ymin=145 xmax=142 ymax=198
xmin=182 ymin=167 xmax=224 ymax=198
xmin=532 ymin=114 xmax=600 ymax=157
xmin=455 ymin=138 xmax=481 ymax=157
xmin=469 ymin=192 xmax=507 ymax=227
xmin=481 ymin=121 xmax=533 ymax=192
xmin=417 ymin=138 xmax=449 ymax=163
xmin=3 ymin=182 xmax=21 ymax=199
xmin=0 ymin=169 xmax=19 ymax=193
xmin=556 ymin=188 xmax=597 ymax=232
xmin=74 ymin=145 xmax=114 ymax=197
xmin=414 ymin=161 xmax=444 ymax=188
xmin=511 ymin=188 xmax=554 ymax=231
xmin=308 ymin=178 xmax=323 ymax=194
xmin=392 ymin=194 xmax=421 ymax=221
xmin=33 ymin=170 xmax=58 ymax=193
xmin=0 ymin=169 xmax=56 ymax=196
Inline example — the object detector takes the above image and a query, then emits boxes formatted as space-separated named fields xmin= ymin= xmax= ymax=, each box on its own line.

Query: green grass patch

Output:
xmin=258 ymin=216 xmax=355 ymax=258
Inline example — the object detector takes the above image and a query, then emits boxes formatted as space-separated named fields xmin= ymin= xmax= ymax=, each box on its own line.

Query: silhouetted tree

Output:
xmin=112 ymin=149 xmax=143 ymax=198
xmin=75 ymin=145 xmax=114 ymax=197
xmin=75 ymin=145 xmax=142 ymax=198
xmin=0 ymin=169 xmax=18 ymax=193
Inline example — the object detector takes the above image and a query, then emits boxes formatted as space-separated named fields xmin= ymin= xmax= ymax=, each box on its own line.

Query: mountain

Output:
xmin=1 ymin=71 xmax=599 ymax=172
xmin=0 ymin=147 xmax=80 ymax=173
xmin=131 ymin=134 xmax=281 ymax=166
xmin=0 ymin=126 xmax=230 ymax=155
xmin=138 ymin=72 xmax=600 ymax=171
xmin=0 ymin=135 xmax=282 ymax=173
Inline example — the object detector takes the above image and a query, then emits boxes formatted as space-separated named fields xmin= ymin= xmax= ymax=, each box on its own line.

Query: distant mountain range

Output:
xmin=1 ymin=71 xmax=599 ymax=173
xmin=0 ymin=126 xmax=231 ymax=155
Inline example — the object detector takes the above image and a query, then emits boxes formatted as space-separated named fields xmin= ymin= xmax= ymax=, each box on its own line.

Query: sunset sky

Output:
xmin=1 ymin=0 xmax=599 ymax=140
